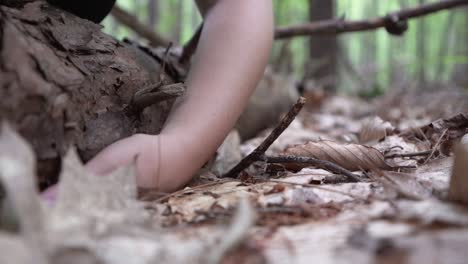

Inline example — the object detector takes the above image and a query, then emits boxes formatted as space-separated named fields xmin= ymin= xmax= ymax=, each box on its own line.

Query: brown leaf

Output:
xmin=359 ymin=116 xmax=394 ymax=144
xmin=0 ymin=123 xmax=44 ymax=235
xmin=51 ymin=148 xmax=145 ymax=229
xmin=401 ymin=113 xmax=468 ymax=151
xmin=0 ymin=123 xmax=47 ymax=263
xmin=284 ymin=140 xmax=391 ymax=171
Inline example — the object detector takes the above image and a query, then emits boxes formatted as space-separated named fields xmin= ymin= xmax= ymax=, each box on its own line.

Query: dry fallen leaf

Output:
xmin=0 ymin=123 xmax=49 ymax=264
xmin=284 ymin=140 xmax=392 ymax=171
xmin=359 ymin=116 xmax=394 ymax=144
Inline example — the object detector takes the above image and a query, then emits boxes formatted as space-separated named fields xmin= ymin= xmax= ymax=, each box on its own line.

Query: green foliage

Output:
xmin=102 ymin=0 xmax=467 ymax=93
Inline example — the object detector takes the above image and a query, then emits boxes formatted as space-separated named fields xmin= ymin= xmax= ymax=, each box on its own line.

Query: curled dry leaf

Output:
xmin=359 ymin=116 xmax=394 ymax=144
xmin=50 ymin=148 xmax=145 ymax=231
xmin=400 ymin=113 xmax=468 ymax=153
xmin=284 ymin=140 xmax=392 ymax=171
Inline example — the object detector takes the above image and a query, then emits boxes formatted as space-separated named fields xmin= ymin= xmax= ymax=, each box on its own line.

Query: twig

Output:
xmin=263 ymin=155 xmax=362 ymax=183
xmin=267 ymin=179 xmax=364 ymax=200
xmin=111 ymin=5 xmax=172 ymax=47
xmin=159 ymin=42 xmax=173 ymax=83
xmin=223 ymin=97 xmax=306 ymax=178
xmin=275 ymin=0 xmax=468 ymax=39
xmin=423 ymin=128 xmax=448 ymax=164
xmin=285 ymin=172 xmax=351 ymax=184
xmin=384 ymin=150 xmax=432 ymax=159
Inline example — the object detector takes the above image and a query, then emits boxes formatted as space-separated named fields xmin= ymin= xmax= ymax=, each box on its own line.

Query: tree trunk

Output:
xmin=307 ymin=0 xmax=337 ymax=91
xmin=173 ymin=0 xmax=184 ymax=42
xmin=147 ymin=0 xmax=159 ymax=28
xmin=417 ymin=0 xmax=426 ymax=84
xmin=0 ymin=1 xmax=181 ymax=188
xmin=452 ymin=6 xmax=468 ymax=88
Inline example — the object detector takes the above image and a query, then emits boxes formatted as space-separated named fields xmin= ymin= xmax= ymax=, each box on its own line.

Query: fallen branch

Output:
xmin=223 ymin=97 xmax=306 ymax=178
xmin=263 ymin=155 xmax=362 ymax=183
xmin=111 ymin=5 xmax=172 ymax=47
xmin=275 ymin=0 xmax=468 ymax=39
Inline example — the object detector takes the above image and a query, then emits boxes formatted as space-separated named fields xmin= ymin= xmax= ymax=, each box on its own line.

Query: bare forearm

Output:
xmin=155 ymin=0 xmax=273 ymax=190
xmin=43 ymin=0 xmax=273 ymax=200
xmin=81 ymin=0 xmax=274 ymax=192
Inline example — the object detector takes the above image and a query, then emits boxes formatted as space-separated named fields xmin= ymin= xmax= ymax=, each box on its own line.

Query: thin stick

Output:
xmin=264 ymin=155 xmax=362 ymax=182
xmin=159 ymin=42 xmax=173 ymax=83
xmin=223 ymin=97 xmax=306 ymax=178
xmin=423 ymin=128 xmax=448 ymax=164
xmin=267 ymin=179 xmax=363 ymax=200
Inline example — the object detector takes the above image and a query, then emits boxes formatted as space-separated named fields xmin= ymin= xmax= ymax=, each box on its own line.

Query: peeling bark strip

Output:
xmin=275 ymin=0 xmax=468 ymax=38
xmin=0 ymin=2 xmax=179 ymax=186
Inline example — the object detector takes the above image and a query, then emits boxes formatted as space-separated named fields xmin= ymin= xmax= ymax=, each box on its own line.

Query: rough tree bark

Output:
xmin=0 ymin=1 xmax=181 ymax=187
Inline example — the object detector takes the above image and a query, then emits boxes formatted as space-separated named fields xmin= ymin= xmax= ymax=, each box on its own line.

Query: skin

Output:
xmin=43 ymin=0 xmax=274 ymax=199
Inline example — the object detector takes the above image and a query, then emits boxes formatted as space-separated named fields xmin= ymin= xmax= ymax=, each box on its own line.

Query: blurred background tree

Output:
xmin=102 ymin=0 xmax=468 ymax=95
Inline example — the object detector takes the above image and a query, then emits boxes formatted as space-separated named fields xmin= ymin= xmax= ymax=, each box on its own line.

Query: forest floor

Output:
xmin=1 ymin=86 xmax=468 ymax=264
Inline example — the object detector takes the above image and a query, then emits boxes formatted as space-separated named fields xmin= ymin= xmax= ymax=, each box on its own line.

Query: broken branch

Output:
xmin=223 ymin=97 xmax=306 ymax=178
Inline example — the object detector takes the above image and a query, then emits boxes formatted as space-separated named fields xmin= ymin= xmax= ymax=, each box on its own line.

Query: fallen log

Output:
xmin=0 ymin=1 xmax=181 ymax=187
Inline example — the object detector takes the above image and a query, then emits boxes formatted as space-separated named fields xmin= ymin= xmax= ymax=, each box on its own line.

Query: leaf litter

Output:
xmin=1 ymin=90 xmax=468 ymax=263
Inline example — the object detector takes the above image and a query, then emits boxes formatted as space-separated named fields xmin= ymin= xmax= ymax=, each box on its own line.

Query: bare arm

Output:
xmin=156 ymin=0 xmax=274 ymax=190
xmin=45 ymin=0 xmax=273 ymax=197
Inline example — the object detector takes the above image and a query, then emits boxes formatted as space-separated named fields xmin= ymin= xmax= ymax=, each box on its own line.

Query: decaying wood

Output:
xmin=0 ymin=2 xmax=182 ymax=186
